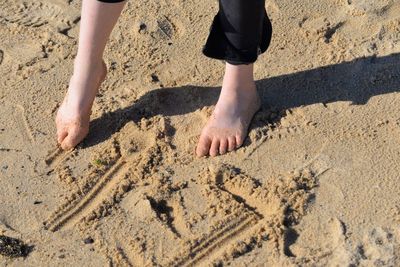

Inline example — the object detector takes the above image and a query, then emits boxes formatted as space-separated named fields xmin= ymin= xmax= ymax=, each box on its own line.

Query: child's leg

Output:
xmin=56 ymin=0 xmax=126 ymax=150
xmin=196 ymin=0 xmax=272 ymax=157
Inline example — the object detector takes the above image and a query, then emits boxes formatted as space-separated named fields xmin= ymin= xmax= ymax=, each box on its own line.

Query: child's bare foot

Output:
xmin=196 ymin=63 xmax=261 ymax=157
xmin=56 ymin=59 xmax=107 ymax=150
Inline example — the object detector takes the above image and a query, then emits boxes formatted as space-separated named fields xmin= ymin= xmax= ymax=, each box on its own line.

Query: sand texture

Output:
xmin=1 ymin=0 xmax=400 ymax=266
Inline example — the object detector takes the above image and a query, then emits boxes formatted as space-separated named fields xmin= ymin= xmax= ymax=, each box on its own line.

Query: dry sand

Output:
xmin=1 ymin=0 xmax=400 ymax=266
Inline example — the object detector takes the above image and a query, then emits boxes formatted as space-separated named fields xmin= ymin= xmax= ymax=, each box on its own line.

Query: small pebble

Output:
xmin=139 ymin=23 xmax=147 ymax=33
xmin=151 ymin=74 xmax=159 ymax=83
xmin=83 ymin=237 xmax=94 ymax=244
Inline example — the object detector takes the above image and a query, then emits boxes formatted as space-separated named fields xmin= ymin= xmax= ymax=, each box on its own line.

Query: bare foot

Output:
xmin=196 ymin=63 xmax=261 ymax=157
xmin=56 ymin=59 xmax=107 ymax=150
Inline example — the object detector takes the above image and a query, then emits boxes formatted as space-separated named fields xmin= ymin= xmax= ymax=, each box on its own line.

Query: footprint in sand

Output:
xmin=355 ymin=227 xmax=399 ymax=266
xmin=151 ymin=15 xmax=185 ymax=41
xmin=290 ymin=217 xmax=353 ymax=265
xmin=300 ymin=16 xmax=345 ymax=43
xmin=0 ymin=0 xmax=80 ymax=32
xmin=344 ymin=0 xmax=392 ymax=16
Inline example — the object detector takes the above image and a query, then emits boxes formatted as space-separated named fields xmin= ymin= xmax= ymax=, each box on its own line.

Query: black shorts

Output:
xmin=97 ymin=0 xmax=273 ymax=65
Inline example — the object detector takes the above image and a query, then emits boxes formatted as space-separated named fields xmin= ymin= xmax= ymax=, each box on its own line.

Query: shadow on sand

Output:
xmin=82 ymin=53 xmax=400 ymax=148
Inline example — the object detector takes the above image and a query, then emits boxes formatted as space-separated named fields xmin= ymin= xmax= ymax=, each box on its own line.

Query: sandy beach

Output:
xmin=1 ymin=0 xmax=400 ymax=265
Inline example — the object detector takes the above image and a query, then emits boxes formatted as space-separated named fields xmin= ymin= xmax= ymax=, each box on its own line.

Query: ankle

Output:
xmin=220 ymin=78 xmax=257 ymax=100
xmin=216 ymin=82 xmax=260 ymax=112
xmin=223 ymin=64 xmax=255 ymax=89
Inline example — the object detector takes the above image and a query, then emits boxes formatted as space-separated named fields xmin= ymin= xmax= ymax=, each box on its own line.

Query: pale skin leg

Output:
xmin=56 ymin=0 xmax=126 ymax=150
xmin=56 ymin=0 xmax=259 ymax=157
xmin=195 ymin=62 xmax=261 ymax=157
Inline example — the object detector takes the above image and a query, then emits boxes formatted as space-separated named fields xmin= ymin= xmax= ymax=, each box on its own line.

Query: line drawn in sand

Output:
xmin=171 ymin=213 xmax=261 ymax=267
xmin=72 ymin=156 xmax=328 ymax=267
xmin=110 ymin=236 xmax=142 ymax=267
xmin=44 ymin=146 xmax=72 ymax=175
xmin=114 ymin=244 xmax=134 ymax=267
xmin=166 ymin=170 xmax=267 ymax=266
xmin=12 ymin=104 xmax=35 ymax=143
xmin=44 ymin=157 xmax=128 ymax=232
xmin=44 ymin=121 xmax=158 ymax=232
xmin=44 ymin=117 xmax=329 ymax=265
xmin=105 ymin=197 xmax=262 ymax=267
xmin=166 ymin=162 xmax=329 ymax=266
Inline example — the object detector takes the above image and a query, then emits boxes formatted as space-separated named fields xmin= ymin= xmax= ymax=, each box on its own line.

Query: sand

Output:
xmin=1 ymin=0 xmax=400 ymax=266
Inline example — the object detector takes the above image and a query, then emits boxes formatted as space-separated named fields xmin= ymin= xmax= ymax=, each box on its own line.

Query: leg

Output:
xmin=56 ymin=0 xmax=127 ymax=150
xmin=196 ymin=0 xmax=272 ymax=157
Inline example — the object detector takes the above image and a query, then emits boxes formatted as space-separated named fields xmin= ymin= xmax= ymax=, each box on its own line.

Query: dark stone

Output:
xmin=0 ymin=235 xmax=33 ymax=258
xmin=151 ymin=74 xmax=159 ymax=83
xmin=83 ymin=237 xmax=94 ymax=244
xmin=139 ymin=23 xmax=147 ymax=33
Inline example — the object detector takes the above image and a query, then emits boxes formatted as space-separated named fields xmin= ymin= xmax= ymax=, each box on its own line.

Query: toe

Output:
xmin=209 ymin=138 xmax=220 ymax=157
xmin=219 ymin=138 xmax=228 ymax=155
xmin=60 ymin=128 xmax=85 ymax=150
xmin=196 ymin=134 xmax=212 ymax=157
xmin=57 ymin=129 xmax=68 ymax=144
xmin=60 ymin=135 xmax=74 ymax=150
xmin=235 ymin=133 xmax=245 ymax=148
xmin=228 ymin=136 xmax=236 ymax=151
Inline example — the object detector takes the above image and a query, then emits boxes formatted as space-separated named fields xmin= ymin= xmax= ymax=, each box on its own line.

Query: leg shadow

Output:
xmin=83 ymin=53 xmax=400 ymax=148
